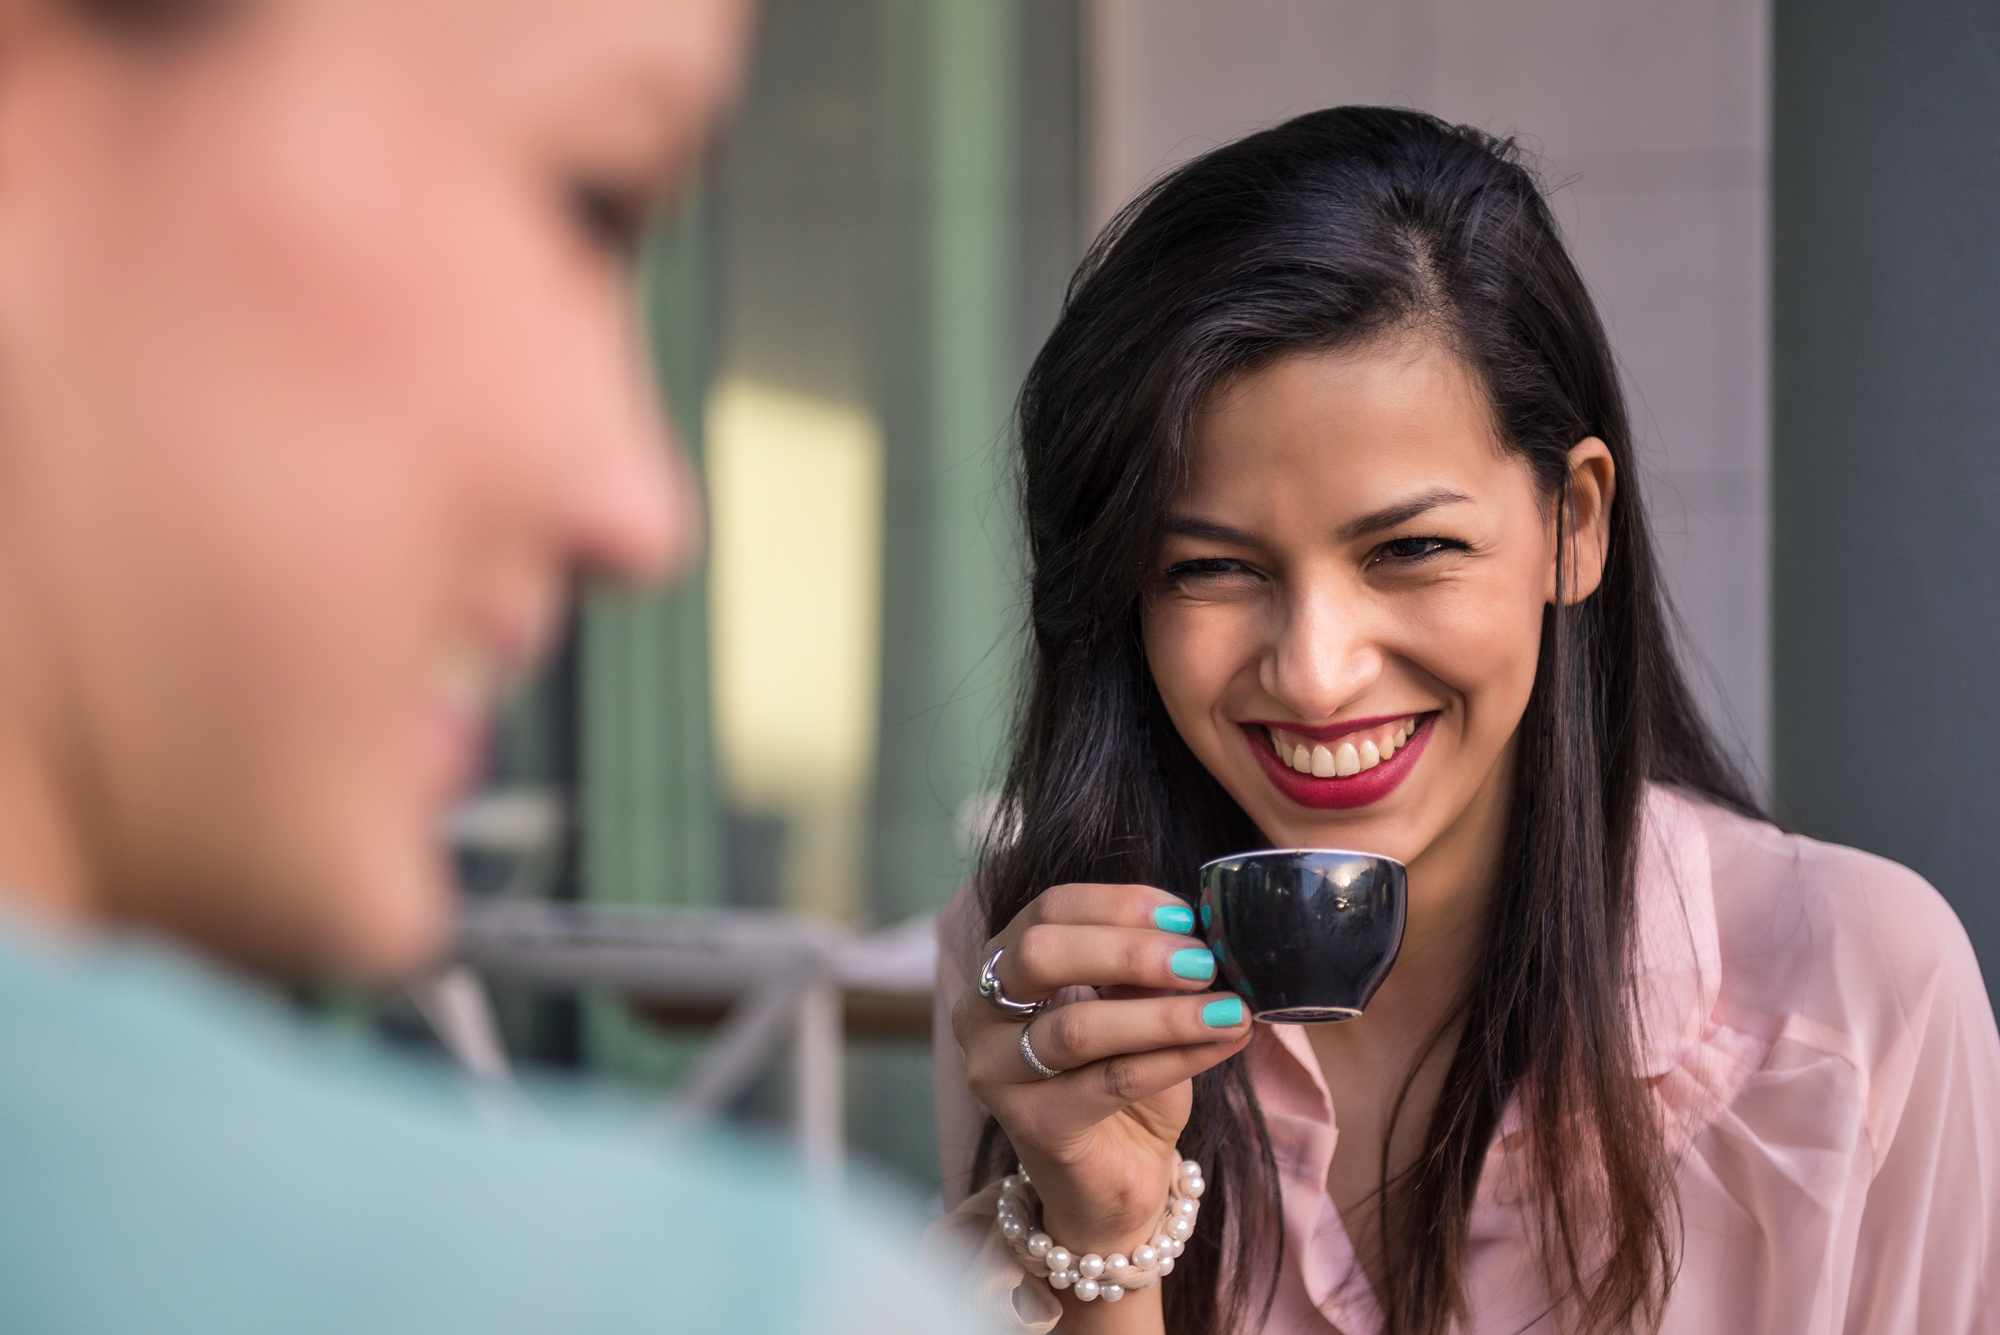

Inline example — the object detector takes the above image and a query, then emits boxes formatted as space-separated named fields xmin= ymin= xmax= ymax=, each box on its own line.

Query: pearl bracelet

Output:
xmin=995 ymin=1156 xmax=1205 ymax=1304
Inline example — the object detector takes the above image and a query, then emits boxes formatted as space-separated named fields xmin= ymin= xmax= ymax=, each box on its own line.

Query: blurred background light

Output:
xmin=706 ymin=377 xmax=885 ymax=922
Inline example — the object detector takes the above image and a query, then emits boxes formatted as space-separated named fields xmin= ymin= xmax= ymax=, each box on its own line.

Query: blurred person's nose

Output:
xmin=561 ymin=380 xmax=703 ymax=591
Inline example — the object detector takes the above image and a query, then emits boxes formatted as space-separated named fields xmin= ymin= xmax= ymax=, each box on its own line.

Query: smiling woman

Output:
xmin=930 ymin=107 xmax=2000 ymax=1335
xmin=1148 ymin=344 xmax=1610 ymax=835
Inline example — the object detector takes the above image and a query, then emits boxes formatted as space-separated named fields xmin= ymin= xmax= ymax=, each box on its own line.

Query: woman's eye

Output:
xmin=569 ymin=180 xmax=648 ymax=262
xmin=1163 ymin=557 xmax=1254 ymax=584
xmin=1375 ymin=535 xmax=1466 ymax=564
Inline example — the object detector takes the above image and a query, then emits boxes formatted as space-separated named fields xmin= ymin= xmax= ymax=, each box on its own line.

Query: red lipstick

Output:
xmin=1242 ymin=714 xmax=1435 ymax=811
xmin=1241 ymin=712 xmax=1417 ymax=743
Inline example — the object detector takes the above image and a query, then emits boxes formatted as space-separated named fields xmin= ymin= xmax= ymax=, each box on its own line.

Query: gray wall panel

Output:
xmin=1773 ymin=0 xmax=2000 ymax=999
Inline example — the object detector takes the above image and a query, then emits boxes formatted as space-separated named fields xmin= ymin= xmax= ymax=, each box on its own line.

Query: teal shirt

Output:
xmin=0 ymin=920 xmax=978 ymax=1334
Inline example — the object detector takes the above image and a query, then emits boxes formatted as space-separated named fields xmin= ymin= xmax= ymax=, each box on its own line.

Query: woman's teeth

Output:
xmin=1269 ymin=716 xmax=1421 ymax=778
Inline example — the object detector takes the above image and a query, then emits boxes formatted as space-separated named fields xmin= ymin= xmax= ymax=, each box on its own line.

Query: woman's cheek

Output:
xmin=1460 ymin=580 xmax=1550 ymax=742
xmin=1404 ymin=581 xmax=1540 ymax=737
xmin=1145 ymin=602 xmax=1233 ymax=744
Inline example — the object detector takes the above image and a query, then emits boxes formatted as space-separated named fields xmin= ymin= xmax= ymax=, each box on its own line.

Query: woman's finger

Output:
xmin=990 ymin=1026 xmax=1255 ymax=1137
xmin=1022 ymin=992 xmax=1249 ymax=1075
xmin=959 ymin=990 xmax=1245 ymax=1093
xmin=995 ymin=923 xmax=1219 ymax=1002
xmin=1015 ymin=882 xmax=1200 ymax=934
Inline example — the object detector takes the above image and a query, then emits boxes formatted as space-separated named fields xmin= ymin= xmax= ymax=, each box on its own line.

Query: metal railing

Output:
xmin=415 ymin=898 xmax=937 ymax=1178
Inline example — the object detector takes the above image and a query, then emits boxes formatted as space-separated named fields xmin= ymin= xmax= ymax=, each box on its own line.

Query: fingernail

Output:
xmin=1199 ymin=903 xmax=1212 ymax=930
xmin=1202 ymin=996 xmax=1244 ymax=1027
xmin=1153 ymin=904 xmax=1196 ymax=934
xmin=1170 ymin=948 xmax=1216 ymax=980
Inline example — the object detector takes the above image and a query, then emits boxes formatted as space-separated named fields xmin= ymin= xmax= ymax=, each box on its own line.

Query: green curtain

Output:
xmin=869 ymin=0 xmax=1026 ymax=930
xmin=577 ymin=200 xmax=721 ymax=1085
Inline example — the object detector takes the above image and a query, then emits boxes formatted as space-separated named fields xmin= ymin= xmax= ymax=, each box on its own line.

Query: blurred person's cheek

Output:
xmin=0 ymin=0 xmax=703 ymax=975
xmin=172 ymin=51 xmax=682 ymax=972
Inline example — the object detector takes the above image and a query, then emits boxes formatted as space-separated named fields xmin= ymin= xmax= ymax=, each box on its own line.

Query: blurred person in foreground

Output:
xmin=0 ymin=1 xmax=977 ymax=1332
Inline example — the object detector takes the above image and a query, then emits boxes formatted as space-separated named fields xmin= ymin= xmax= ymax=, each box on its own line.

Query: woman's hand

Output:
xmin=951 ymin=882 xmax=1253 ymax=1263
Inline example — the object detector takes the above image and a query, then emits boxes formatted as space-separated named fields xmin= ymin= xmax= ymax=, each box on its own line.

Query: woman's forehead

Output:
xmin=1185 ymin=341 xmax=1512 ymax=506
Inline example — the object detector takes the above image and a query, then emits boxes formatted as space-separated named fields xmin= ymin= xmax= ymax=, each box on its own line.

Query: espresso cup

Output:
xmin=1197 ymin=848 xmax=1407 ymax=1023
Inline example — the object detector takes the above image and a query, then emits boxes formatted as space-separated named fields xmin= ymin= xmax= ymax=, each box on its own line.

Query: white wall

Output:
xmin=1089 ymin=0 xmax=1771 ymax=782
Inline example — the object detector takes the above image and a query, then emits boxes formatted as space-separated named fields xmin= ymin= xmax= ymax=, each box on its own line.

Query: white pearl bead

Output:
xmin=1026 ymin=1232 xmax=1052 ymax=1259
xmin=1048 ymin=1269 xmax=1073 ymax=1291
xmin=1169 ymin=1217 xmax=1192 ymax=1241
xmin=1001 ymin=1219 xmax=1026 ymax=1240
xmin=1158 ymin=1255 xmax=1175 ymax=1276
xmin=1074 ymin=1278 xmax=1100 ymax=1302
xmin=1045 ymin=1247 xmax=1072 ymax=1273
xmin=1186 ymin=1177 xmax=1205 ymax=1198
xmin=1132 ymin=1245 xmax=1158 ymax=1269
xmin=1169 ymin=1236 xmax=1185 ymax=1255
xmin=1102 ymin=1284 xmax=1125 ymax=1303
xmin=1078 ymin=1253 xmax=1105 ymax=1279
xmin=1174 ymin=1198 xmax=1198 ymax=1221
xmin=1106 ymin=1253 xmax=1127 ymax=1272
xmin=1180 ymin=1159 xmax=1201 ymax=1178
xmin=1003 ymin=1173 xmax=1026 ymax=1192
xmin=1151 ymin=1234 xmax=1174 ymax=1256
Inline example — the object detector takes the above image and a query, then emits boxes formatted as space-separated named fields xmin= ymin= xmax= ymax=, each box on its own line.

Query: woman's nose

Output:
xmin=1263 ymin=583 xmax=1382 ymax=721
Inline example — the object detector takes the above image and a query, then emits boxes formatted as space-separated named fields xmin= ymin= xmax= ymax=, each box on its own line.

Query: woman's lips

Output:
xmin=1241 ymin=714 xmax=1436 ymax=810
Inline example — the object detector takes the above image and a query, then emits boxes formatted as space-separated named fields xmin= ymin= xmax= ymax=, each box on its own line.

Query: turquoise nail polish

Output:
xmin=1153 ymin=904 xmax=1196 ymax=934
xmin=1170 ymin=947 xmax=1216 ymax=980
xmin=1199 ymin=903 xmax=1212 ymax=930
xmin=1202 ymin=996 xmax=1244 ymax=1027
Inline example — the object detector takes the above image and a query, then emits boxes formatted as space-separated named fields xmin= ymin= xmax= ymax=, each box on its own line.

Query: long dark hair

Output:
xmin=972 ymin=107 xmax=1758 ymax=1335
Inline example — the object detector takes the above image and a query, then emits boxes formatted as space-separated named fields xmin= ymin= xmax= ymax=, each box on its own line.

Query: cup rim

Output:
xmin=1198 ymin=846 xmax=1407 ymax=874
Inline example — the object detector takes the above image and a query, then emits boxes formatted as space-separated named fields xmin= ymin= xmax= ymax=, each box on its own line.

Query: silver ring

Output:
xmin=976 ymin=946 xmax=1046 ymax=1019
xmin=1019 ymin=1021 xmax=1062 ymax=1078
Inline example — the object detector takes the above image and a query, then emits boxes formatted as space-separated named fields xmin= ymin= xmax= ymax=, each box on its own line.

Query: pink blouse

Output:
xmin=928 ymin=787 xmax=2000 ymax=1332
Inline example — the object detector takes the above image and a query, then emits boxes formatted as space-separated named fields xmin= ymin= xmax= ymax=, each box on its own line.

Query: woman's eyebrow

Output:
xmin=1164 ymin=516 xmax=1259 ymax=545
xmin=1164 ymin=489 xmax=1473 ymax=548
xmin=1335 ymin=487 xmax=1474 ymax=542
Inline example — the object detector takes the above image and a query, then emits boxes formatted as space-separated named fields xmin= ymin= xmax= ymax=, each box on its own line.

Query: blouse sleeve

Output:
xmin=920 ymin=1180 xmax=1063 ymax=1334
xmin=1676 ymin=803 xmax=2000 ymax=1333
xmin=1840 ymin=895 xmax=2000 ymax=1330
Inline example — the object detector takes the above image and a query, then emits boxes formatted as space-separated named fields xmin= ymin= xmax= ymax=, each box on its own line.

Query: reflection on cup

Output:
xmin=1197 ymin=848 xmax=1407 ymax=1023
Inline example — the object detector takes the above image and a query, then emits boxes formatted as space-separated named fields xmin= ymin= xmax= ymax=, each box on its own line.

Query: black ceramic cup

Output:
xmin=1197 ymin=848 xmax=1407 ymax=1023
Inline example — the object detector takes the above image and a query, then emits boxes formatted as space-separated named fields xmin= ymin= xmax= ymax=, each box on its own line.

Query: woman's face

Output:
xmin=1143 ymin=338 xmax=1609 ymax=884
xmin=0 ymin=0 xmax=747 ymax=974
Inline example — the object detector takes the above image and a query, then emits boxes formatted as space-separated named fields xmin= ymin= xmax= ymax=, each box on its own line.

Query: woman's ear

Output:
xmin=1546 ymin=437 xmax=1616 ymax=605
